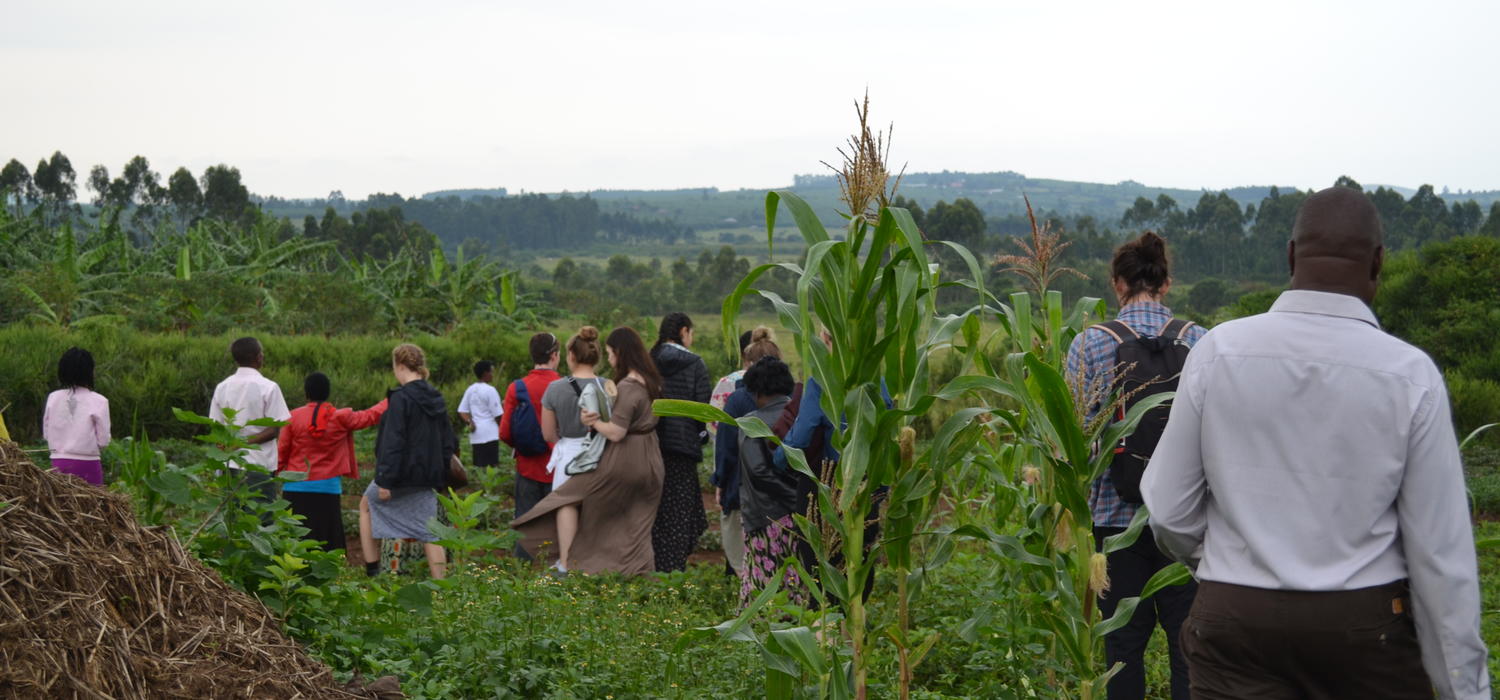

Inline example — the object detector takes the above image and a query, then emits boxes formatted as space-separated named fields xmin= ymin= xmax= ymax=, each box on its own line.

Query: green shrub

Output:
xmin=1450 ymin=372 xmax=1500 ymax=447
xmin=0 ymin=324 xmax=529 ymax=442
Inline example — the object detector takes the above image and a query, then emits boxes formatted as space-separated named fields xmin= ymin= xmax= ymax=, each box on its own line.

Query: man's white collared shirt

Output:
xmin=1143 ymin=289 xmax=1489 ymax=700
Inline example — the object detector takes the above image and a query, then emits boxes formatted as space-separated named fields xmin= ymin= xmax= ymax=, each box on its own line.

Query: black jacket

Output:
xmin=738 ymin=395 xmax=798 ymax=531
xmin=374 ymin=379 xmax=457 ymax=489
xmin=651 ymin=342 xmax=712 ymax=460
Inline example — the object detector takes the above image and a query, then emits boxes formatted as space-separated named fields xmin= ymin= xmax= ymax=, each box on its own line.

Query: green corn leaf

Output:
xmin=1009 ymin=292 xmax=1034 ymax=352
xmin=1140 ymin=562 xmax=1193 ymax=598
xmin=765 ymin=190 xmax=830 ymax=245
xmin=769 ymin=627 xmax=826 ymax=675
xmin=1103 ymin=506 xmax=1151 ymax=553
xmin=1090 ymin=392 xmax=1175 ymax=481
xmin=1024 ymin=353 xmax=1089 ymax=469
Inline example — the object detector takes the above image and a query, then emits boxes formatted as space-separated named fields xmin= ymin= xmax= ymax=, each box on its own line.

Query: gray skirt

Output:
xmin=363 ymin=482 xmax=439 ymax=542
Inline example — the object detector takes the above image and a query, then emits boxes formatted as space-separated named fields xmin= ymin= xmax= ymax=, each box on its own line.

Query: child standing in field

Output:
xmin=208 ymin=337 xmax=291 ymax=502
xmin=457 ymin=361 xmax=503 ymax=471
xmin=43 ymin=347 xmax=110 ymax=485
xmin=277 ymin=372 xmax=387 ymax=552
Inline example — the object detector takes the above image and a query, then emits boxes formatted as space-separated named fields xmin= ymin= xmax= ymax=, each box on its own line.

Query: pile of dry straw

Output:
xmin=0 ymin=440 xmax=400 ymax=699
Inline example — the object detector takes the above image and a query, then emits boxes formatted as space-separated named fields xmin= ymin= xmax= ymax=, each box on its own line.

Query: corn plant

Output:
xmin=656 ymin=94 xmax=1001 ymax=698
xmin=662 ymin=193 xmax=1187 ymax=699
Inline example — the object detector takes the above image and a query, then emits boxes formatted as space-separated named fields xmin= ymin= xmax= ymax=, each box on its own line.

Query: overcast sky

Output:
xmin=4 ymin=0 xmax=1497 ymax=199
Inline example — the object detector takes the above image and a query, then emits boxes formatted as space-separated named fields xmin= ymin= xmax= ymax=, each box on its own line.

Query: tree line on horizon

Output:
xmin=3 ymin=151 xmax=1498 ymax=311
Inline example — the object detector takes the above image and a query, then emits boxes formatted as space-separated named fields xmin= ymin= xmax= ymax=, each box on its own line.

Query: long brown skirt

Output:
xmin=511 ymin=430 xmax=664 ymax=576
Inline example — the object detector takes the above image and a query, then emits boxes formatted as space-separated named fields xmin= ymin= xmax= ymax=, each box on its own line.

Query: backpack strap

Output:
xmin=1161 ymin=319 xmax=1196 ymax=341
xmin=513 ymin=379 xmax=530 ymax=404
xmin=1092 ymin=320 xmax=1139 ymax=344
xmin=567 ymin=377 xmax=582 ymax=398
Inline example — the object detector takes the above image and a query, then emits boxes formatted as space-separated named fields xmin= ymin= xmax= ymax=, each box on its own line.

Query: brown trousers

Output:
xmin=1183 ymin=580 xmax=1431 ymax=699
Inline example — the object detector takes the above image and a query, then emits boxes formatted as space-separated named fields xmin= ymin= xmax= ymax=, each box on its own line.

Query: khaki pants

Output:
xmin=721 ymin=508 xmax=746 ymax=573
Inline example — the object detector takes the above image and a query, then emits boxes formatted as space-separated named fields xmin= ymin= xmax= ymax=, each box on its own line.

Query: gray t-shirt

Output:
xmin=541 ymin=377 xmax=607 ymax=439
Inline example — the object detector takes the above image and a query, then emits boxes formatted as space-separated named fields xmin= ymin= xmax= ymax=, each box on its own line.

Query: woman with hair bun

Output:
xmin=541 ymin=326 xmax=613 ymax=490
xmin=512 ymin=326 xmax=665 ymax=576
xmin=648 ymin=312 xmax=711 ymax=572
xmin=1065 ymin=231 xmax=1205 ymax=700
xmin=358 ymin=343 xmax=458 ymax=579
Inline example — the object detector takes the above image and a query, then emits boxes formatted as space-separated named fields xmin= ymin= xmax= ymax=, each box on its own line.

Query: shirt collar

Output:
xmin=233 ymin=367 xmax=264 ymax=379
xmin=1118 ymin=300 xmax=1171 ymax=318
xmin=1270 ymin=290 xmax=1380 ymax=329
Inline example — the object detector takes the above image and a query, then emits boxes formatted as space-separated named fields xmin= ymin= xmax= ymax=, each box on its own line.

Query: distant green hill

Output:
xmin=426 ymin=171 xmax=1499 ymax=232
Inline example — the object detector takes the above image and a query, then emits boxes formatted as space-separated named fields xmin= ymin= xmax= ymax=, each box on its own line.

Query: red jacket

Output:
xmin=500 ymin=368 xmax=559 ymax=483
xmin=278 ymin=399 xmax=388 ymax=481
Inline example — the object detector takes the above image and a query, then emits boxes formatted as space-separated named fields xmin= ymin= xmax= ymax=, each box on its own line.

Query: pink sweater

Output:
xmin=44 ymin=388 xmax=111 ymax=461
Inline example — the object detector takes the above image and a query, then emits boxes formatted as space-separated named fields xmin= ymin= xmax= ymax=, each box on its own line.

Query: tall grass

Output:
xmin=0 ymin=323 xmax=529 ymax=442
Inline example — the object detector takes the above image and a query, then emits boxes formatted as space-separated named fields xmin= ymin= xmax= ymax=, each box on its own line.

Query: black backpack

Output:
xmin=1095 ymin=319 xmax=1195 ymax=504
xmin=506 ymin=380 xmax=550 ymax=457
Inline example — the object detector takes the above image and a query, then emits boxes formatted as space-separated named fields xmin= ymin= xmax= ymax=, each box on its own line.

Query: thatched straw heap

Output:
xmin=0 ymin=441 xmax=400 ymax=699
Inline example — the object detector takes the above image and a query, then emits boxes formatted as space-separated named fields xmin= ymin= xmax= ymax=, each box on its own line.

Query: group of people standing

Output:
xmin=29 ymin=185 xmax=1490 ymax=698
xmin=509 ymin=313 xmax=749 ymax=577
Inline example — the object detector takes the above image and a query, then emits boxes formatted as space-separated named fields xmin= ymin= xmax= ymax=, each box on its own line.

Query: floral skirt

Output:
xmin=740 ymin=514 xmax=806 ymax=606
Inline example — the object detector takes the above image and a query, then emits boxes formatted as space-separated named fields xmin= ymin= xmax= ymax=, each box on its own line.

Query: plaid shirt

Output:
xmin=1065 ymin=301 xmax=1206 ymax=527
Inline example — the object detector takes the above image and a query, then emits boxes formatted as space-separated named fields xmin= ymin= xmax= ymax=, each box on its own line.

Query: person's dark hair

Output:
xmin=529 ymin=332 xmax=559 ymax=365
xmin=606 ymin=326 xmax=663 ymax=398
xmin=568 ymin=326 xmax=601 ymax=366
xmin=1111 ymin=231 xmax=1171 ymax=299
xmin=473 ymin=361 xmax=493 ymax=380
xmin=744 ymin=356 xmax=794 ymax=398
xmin=230 ymin=337 xmax=262 ymax=367
xmin=304 ymin=372 xmax=331 ymax=402
xmin=57 ymin=347 xmax=95 ymax=390
xmin=737 ymin=329 xmax=754 ymax=358
xmin=654 ymin=312 xmax=693 ymax=350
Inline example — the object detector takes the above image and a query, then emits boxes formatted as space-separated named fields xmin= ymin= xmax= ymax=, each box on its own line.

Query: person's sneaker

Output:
xmin=364 ymin=561 xmax=381 ymax=577
xmin=545 ymin=562 xmax=568 ymax=580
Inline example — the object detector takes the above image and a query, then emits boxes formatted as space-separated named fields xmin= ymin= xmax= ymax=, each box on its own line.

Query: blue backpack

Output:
xmin=507 ymin=380 xmax=550 ymax=456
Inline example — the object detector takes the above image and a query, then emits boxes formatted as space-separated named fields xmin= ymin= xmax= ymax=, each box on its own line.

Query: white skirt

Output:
xmin=546 ymin=436 xmax=588 ymax=489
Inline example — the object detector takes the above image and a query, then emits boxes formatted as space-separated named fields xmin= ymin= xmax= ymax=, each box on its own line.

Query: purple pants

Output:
xmin=51 ymin=458 xmax=103 ymax=486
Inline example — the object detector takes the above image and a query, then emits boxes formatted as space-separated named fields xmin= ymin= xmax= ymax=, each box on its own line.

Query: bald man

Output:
xmin=1141 ymin=187 xmax=1489 ymax=699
